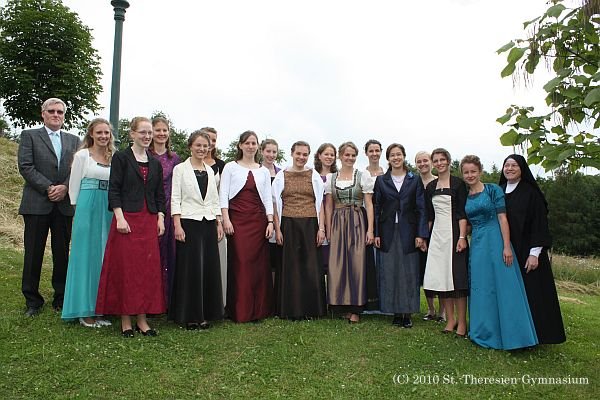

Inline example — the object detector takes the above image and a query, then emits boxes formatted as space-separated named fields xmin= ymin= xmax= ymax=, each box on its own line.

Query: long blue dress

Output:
xmin=466 ymin=183 xmax=538 ymax=350
xmin=62 ymin=150 xmax=113 ymax=320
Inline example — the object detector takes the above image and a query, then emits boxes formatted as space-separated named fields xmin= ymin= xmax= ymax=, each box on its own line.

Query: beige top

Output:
xmin=282 ymin=169 xmax=317 ymax=218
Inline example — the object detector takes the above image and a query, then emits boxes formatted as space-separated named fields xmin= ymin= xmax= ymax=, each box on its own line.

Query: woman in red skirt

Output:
xmin=219 ymin=131 xmax=274 ymax=322
xmin=96 ymin=117 xmax=167 ymax=337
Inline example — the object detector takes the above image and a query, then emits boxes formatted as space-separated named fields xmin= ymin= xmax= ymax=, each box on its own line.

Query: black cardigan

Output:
xmin=108 ymin=147 xmax=166 ymax=214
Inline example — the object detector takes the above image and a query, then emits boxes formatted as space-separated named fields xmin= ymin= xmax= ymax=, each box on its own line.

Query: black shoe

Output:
xmin=392 ymin=315 xmax=403 ymax=326
xmin=121 ymin=329 xmax=134 ymax=338
xmin=52 ymin=304 xmax=62 ymax=312
xmin=186 ymin=323 xmax=199 ymax=331
xmin=199 ymin=322 xmax=210 ymax=330
xmin=24 ymin=306 xmax=41 ymax=317
xmin=402 ymin=317 xmax=413 ymax=329
xmin=135 ymin=324 xmax=158 ymax=336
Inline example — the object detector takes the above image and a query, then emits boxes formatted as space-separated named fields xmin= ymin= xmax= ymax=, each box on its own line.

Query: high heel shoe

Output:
xmin=135 ymin=324 xmax=158 ymax=337
xmin=79 ymin=318 xmax=98 ymax=328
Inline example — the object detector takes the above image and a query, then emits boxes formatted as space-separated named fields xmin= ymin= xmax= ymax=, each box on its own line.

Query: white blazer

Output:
xmin=271 ymin=168 xmax=324 ymax=225
xmin=171 ymin=158 xmax=221 ymax=221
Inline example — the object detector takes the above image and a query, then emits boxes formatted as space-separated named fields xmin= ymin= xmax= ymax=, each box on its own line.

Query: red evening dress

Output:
xmin=226 ymin=171 xmax=273 ymax=322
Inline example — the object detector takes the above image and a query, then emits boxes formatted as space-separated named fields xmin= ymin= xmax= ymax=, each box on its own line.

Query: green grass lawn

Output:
xmin=0 ymin=246 xmax=598 ymax=399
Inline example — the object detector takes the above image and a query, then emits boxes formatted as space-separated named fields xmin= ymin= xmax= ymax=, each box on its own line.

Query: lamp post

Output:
xmin=109 ymin=0 xmax=130 ymax=143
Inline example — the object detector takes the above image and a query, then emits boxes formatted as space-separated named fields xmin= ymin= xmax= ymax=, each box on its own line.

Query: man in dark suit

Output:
xmin=17 ymin=98 xmax=80 ymax=316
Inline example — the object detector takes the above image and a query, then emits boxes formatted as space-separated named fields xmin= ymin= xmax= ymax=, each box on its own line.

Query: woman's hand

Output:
xmin=276 ymin=229 xmax=283 ymax=246
xmin=216 ymin=222 xmax=224 ymax=242
xmin=525 ymin=255 xmax=539 ymax=273
xmin=316 ymin=229 xmax=325 ymax=247
xmin=265 ymin=222 xmax=274 ymax=239
xmin=416 ymin=237 xmax=427 ymax=252
xmin=175 ymin=225 xmax=185 ymax=242
xmin=157 ymin=218 xmax=165 ymax=237
xmin=502 ymin=246 xmax=513 ymax=266
xmin=116 ymin=217 xmax=131 ymax=234
xmin=456 ymin=237 xmax=467 ymax=252
xmin=366 ymin=231 xmax=374 ymax=245
xmin=374 ymin=237 xmax=381 ymax=248
xmin=223 ymin=219 xmax=234 ymax=236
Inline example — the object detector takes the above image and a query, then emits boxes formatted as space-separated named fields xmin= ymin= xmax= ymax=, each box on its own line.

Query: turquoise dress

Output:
xmin=466 ymin=184 xmax=538 ymax=350
xmin=62 ymin=150 xmax=113 ymax=320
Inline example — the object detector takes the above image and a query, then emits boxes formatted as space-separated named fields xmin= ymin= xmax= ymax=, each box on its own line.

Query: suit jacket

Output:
xmin=171 ymin=158 xmax=221 ymax=220
xmin=18 ymin=127 xmax=80 ymax=216
xmin=108 ymin=147 xmax=166 ymax=214
xmin=373 ymin=170 xmax=429 ymax=253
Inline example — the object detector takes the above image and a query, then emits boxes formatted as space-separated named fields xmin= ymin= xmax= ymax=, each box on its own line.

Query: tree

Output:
xmin=0 ymin=0 xmax=102 ymax=129
xmin=496 ymin=0 xmax=600 ymax=172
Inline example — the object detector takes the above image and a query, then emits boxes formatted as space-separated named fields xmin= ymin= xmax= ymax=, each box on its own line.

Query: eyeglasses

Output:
xmin=134 ymin=130 xmax=153 ymax=136
xmin=45 ymin=109 xmax=65 ymax=115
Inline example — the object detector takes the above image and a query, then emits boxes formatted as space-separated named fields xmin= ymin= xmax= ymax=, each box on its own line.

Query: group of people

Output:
xmin=17 ymin=97 xmax=566 ymax=350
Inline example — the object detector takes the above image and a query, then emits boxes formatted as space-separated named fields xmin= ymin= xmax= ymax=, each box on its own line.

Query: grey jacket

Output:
xmin=18 ymin=127 xmax=80 ymax=216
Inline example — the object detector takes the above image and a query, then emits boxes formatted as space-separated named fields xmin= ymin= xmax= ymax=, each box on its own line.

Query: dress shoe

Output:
xmin=135 ymin=324 xmax=158 ymax=336
xmin=79 ymin=318 xmax=99 ymax=328
xmin=186 ymin=323 xmax=199 ymax=330
xmin=199 ymin=322 xmax=210 ymax=330
xmin=52 ymin=304 xmax=62 ymax=312
xmin=392 ymin=315 xmax=403 ymax=326
xmin=402 ymin=317 xmax=413 ymax=329
xmin=95 ymin=319 xmax=112 ymax=327
xmin=24 ymin=307 xmax=41 ymax=317
xmin=121 ymin=329 xmax=134 ymax=338
xmin=422 ymin=313 xmax=436 ymax=321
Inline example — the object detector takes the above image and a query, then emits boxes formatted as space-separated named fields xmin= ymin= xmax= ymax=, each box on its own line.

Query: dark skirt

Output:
xmin=364 ymin=245 xmax=380 ymax=311
xmin=276 ymin=217 xmax=326 ymax=319
xmin=96 ymin=204 xmax=166 ymax=315
xmin=379 ymin=225 xmax=421 ymax=314
xmin=168 ymin=218 xmax=223 ymax=324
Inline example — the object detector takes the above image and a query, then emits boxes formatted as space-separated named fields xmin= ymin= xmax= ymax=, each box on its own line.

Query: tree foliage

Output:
xmin=539 ymin=173 xmax=600 ymax=255
xmin=497 ymin=0 xmax=600 ymax=171
xmin=0 ymin=0 xmax=102 ymax=129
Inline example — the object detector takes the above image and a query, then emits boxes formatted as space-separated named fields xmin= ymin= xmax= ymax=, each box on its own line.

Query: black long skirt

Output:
xmin=168 ymin=218 xmax=223 ymax=325
xmin=276 ymin=216 xmax=326 ymax=319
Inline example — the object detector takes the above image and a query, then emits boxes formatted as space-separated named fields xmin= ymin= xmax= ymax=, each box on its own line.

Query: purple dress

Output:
xmin=150 ymin=150 xmax=181 ymax=304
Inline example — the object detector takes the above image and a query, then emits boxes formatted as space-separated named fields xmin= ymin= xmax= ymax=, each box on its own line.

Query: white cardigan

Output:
xmin=171 ymin=158 xmax=221 ymax=221
xmin=68 ymin=149 xmax=111 ymax=205
xmin=219 ymin=161 xmax=274 ymax=215
xmin=271 ymin=168 xmax=324 ymax=224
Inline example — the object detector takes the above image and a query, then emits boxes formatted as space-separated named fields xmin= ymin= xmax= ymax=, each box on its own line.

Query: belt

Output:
xmin=335 ymin=202 xmax=363 ymax=209
xmin=80 ymin=178 xmax=109 ymax=191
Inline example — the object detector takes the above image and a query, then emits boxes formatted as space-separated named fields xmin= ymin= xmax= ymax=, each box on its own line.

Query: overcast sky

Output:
xmin=53 ymin=0 xmax=556 ymax=172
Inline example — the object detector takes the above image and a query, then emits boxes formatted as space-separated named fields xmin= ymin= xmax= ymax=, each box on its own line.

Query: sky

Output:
xmin=38 ymin=1 xmax=561 ymax=172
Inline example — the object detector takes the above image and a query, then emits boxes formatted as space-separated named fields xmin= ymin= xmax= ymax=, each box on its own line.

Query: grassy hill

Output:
xmin=0 ymin=137 xmax=24 ymax=247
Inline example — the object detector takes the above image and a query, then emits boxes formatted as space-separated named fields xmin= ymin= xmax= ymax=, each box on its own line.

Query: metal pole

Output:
xmin=109 ymin=0 xmax=130 ymax=144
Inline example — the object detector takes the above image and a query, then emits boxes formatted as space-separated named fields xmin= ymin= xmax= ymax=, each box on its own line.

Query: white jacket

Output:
xmin=171 ymin=158 xmax=221 ymax=221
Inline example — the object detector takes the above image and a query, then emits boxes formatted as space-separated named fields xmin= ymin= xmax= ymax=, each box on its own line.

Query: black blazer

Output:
xmin=108 ymin=147 xmax=166 ymax=214
xmin=374 ymin=170 xmax=429 ymax=253
xmin=18 ymin=127 xmax=80 ymax=216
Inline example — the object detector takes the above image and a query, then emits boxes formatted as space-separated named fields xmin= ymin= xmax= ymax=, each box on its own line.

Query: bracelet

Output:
xmin=319 ymin=228 xmax=325 ymax=232
xmin=268 ymin=221 xmax=274 ymax=224
xmin=459 ymin=236 xmax=466 ymax=239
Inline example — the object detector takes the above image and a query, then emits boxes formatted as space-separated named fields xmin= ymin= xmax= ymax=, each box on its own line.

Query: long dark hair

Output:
xmin=235 ymin=130 xmax=260 ymax=162
xmin=314 ymin=143 xmax=338 ymax=174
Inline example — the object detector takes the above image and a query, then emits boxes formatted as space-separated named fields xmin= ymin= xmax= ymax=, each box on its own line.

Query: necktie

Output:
xmin=50 ymin=131 xmax=62 ymax=164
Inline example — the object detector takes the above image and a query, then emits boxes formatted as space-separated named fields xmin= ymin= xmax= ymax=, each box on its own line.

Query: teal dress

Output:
xmin=62 ymin=151 xmax=113 ymax=320
xmin=466 ymin=184 xmax=538 ymax=350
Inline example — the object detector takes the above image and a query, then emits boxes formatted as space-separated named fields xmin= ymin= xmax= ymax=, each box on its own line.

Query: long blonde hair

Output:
xmin=81 ymin=118 xmax=115 ymax=163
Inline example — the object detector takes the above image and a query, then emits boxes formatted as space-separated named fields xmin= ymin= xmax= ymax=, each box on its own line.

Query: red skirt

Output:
xmin=96 ymin=203 xmax=166 ymax=315
xmin=226 ymin=172 xmax=273 ymax=322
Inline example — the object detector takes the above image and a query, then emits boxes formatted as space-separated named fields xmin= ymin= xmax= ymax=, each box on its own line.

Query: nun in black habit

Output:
xmin=499 ymin=154 xmax=566 ymax=344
